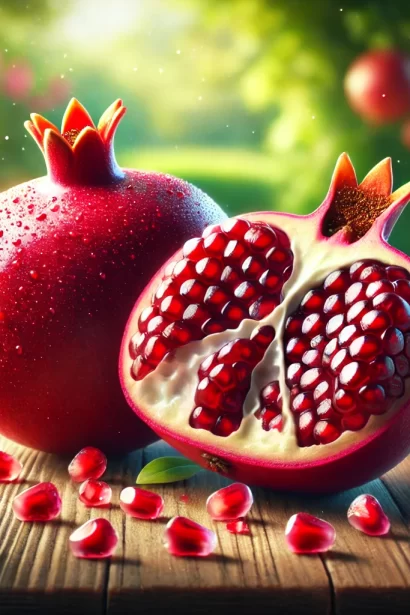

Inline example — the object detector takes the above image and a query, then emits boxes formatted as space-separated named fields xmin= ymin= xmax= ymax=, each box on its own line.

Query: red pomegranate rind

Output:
xmin=285 ymin=260 xmax=410 ymax=446
xmin=130 ymin=221 xmax=293 ymax=380
xmin=191 ymin=326 xmax=275 ymax=436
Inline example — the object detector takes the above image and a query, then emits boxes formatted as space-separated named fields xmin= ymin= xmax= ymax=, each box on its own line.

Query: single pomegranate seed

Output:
xmin=164 ymin=516 xmax=217 ymax=557
xmin=314 ymin=380 xmax=330 ymax=402
xmin=180 ymin=278 xmax=206 ymax=302
xmin=350 ymin=260 xmax=372 ymax=281
xmin=302 ymin=313 xmax=324 ymax=337
xmin=366 ymin=279 xmax=394 ymax=298
xmin=370 ymin=355 xmax=395 ymax=380
xmin=342 ymin=411 xmax=368 ymax=431
xmin=347 ymin=494 xmax=390 ymax=536
xmin=190 ymin=406 xmax=217 ymax=430
xmin=349 ymin=334 xmax=381 ymax=361
xmin=261 ymin=381 xmax=281 ymax=405
xmin=69 ymin=518 xmax=118 ymax=559
xmin=203 ymin=232 xmax=228 ymax=256
xmin=359 ymin=263 xmax=385 ymax=282
xmin=394 ymin=278 xmax=410 ymax=302
xmin=206 ymin=483 xmax=253 ymax=520
xmin=199 ymin=353 xmax=217 ymax=377
xmin=131 ymin=356 xmax=152 ymax=380
xmin=316 ymin=399 xmax=334 ymax=420
xmin=323 ymin=294 xmax=344 ymax=315
xmin=202 ymin=223 xmax=221 ymax=238
xmin=314 ymin=421 xmax=341 ymax=444
xmin=183 ymin=303 xmax=211 ymax=325
xmin=79 ymin=479 xmax=112 ymax=508
xmin=195 ymin=378 xmax=223 ymax=410
xmin=138 ymin=306 xmax=157 ymax=333
xmin=292 ymin=391 xmax=314 ymax=413
xmin=202 ymin=319 xmax=226 ymax=335
xmin=339 ymin=362 xmax=368 ymax=389
xmin=382 ymin=327 xmax=404 ymax=355
xmin=326 ymin=314 xmax=345 ymax=338
xmin=183 ymin=237 xmax=206 ymax=261
xmin=330 ymin=348 xmax=350 ymax=374
xmin=196 ymin=257 xmax=223 ymax=282
xmin=285 ymin=314 xmax=304 ymax=336
xmin=287 ymin=362 xmax=304 ymax=386
xmin=120 ymin=487 xmax=164 ymax=519
xmin=155 ymin=278 xmax=176 ymax=302
xmin=160 ymin=295 xmax=186 ymax=319
xmin=249 ymin=296 xmax=278 ymax=319
xmin=301 ymin=289 xmax=325 ymax=312
xmin=395 ymin=354 xmax=409 ymax=377
xmin=0 ymin=451 xmax=23 ymax=482
xmin=259 ymin=270 xmax=281 ymax=292
xmin=334 ymin=388 xmax=356 ymax=413
xmin=358 ymin=384 xmax=386 ymax=414
xmin=373 ymin=293 xmax=410 ymax=330
xmin=204 ymin=285 xmax=230 ymax=308
xmin=300 ymin=368 xmax=323 ymax=389
xmin=385 ymin=375 xmax=404 ymax=397
xmin=221 ymin=217 xmax=250 ymax=239
xmin=286 ymin=337 xmax=311 ymax=361
xmin=144 ymin=335 xmax=169 ymax=364
xmin=323 ymin=269 xmax=350 ymax=292
xmin=163 ymin=321 xmax=197 ymax=346
xmin=347 ymin=299 xmax=370 ymax=324
xmin=386 ymin=265 xmax=410 ymax=281
xmin=213 ymin=414 xmax=241 ymax=436
xmin=250 ymin=325 xmax=275 ymax=347
xmin=234 ymin=281 xmax=258 ymax=302
xmin=224 ymin=240 xmax=246 ymax=263
xmin=345 ymin=282 xmax=367 ymax=305
xmin=210 ymin=364 xmax=237 ymax=390
xmin=172 ymin=258 xmax=196 ymax=281
xmin=13 ymin=482 xmax=61 ymax=521
xmin=146 ymin=315 xmax=168 ymax=335
xmin=68 ymin=447 xmax=107 ymax=483
xmin=285 ymin=513 xmax=336 ymax=554
xmin=298 ymin=411 xmax=315 ymax=445
xmin=226 ymin=519 xmax=251 ymax=535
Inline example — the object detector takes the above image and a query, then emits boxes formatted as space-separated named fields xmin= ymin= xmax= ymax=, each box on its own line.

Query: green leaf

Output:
xmin=136 ymin=456 xmax=201 ymax=485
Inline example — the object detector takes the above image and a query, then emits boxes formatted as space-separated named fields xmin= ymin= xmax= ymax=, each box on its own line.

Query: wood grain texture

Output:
xmin=0 ymin=434 xmax=410 ymax=615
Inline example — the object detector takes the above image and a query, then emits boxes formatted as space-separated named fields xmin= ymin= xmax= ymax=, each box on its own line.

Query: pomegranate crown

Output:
xmin=321 ymin=153 xmax=410 ymax=242
xmin=25 ymin=98 xmax=126 ymax=186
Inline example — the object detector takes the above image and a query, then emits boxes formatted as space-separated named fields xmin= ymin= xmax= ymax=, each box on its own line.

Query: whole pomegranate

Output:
xmin=0 ymin=98 xmax=226 ymax=454
xmin=120 ymin=154 xmax=410 ymax=493
xmin=344 ymin=50 xmax=410 ymax=124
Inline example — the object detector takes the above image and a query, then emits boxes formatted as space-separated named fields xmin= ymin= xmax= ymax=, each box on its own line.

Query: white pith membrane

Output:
xmin=122 ymin=207 xmax=410 ymax=463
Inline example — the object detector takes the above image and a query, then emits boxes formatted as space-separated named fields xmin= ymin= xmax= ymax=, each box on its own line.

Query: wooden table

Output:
xmin=0 ymin=435 xmax=409 ymax=614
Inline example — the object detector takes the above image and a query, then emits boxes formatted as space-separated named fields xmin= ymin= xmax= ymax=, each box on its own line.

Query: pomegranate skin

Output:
xmin=345 ymin=50 xmax=410 ymax=124
xmin=0 ymin=99 xmax=226 ymax=454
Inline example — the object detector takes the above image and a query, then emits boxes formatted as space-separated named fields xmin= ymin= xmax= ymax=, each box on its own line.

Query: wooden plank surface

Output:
xmin=0 ymin=435 xmax=410 ymax=615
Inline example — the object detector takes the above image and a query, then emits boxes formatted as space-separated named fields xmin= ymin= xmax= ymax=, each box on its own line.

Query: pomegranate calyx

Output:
xmin=24 ymin=98 xmax=126 ymax=186
xmin=322 ymin=154 xmax=410 ymax=243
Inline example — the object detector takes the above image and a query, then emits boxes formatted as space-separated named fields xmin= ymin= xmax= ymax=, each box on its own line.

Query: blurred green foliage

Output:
xmin=0 ymin=0 xmax=410 ymax=251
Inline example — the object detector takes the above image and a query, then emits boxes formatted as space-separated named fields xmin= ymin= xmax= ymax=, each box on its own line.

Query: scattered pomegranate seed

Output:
xmin=206 ymin=482 xmax=253 ymax=520
xmin=120 ymin=487 xmax=164 ymax=519
xmin=68 ymin=447 xmax=107 ymax=483
xmin=79 ymin=479 xmax=112 ymax=508
xmin=0 ymin=451 xmax=23 ymax=482
xmin=69 ymin=518 xmax=118 ymax=559
xmin=179 ymin=494 xmax=190 ymax=503
xmin=164 ymin=516 xmax=217 ymax=557
xmin=285 ymin=513 xmax=336 ymax=553
xmin=226 ymin=518 xmax=251 ymax=535
xmin=347 ymin=494 xmax=391 ymax=536
xmin=12 ymin=482 xmax=62 ymax=522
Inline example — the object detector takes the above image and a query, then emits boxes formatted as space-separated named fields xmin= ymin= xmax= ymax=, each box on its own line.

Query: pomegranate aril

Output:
xmin=213 ymin=414 xmax=241 ymax=436
xmin=183 ymin=303 xmax=210 ymax=326
xmin=210 ymin=364 xmax=237 ymax=390
xmin=206 ymin=483 xmax=253 ymax=520
xmin=13 ymin=482 xmax=61 ymax=521
xmin=79 ymin=479 xmax=112 ymax=508
xmin=302 ymin=313 xmax=324 ymax=337
xmin=244 ymin=225 xmax=276 ymax=251
xmin=349 ymin=335 xmax=381 ymax=361
xmin=132 ymin=356 xmax=152 ymax=380
xmin=358 ymin=384 xmax=386 ymax=414
xmin=292 ymin=391 xmax=314 ymax=413
xmin=330 ymin=349 xmax=350 ymax=374
xmin=347 ymin=300 xmax=370 ymax=324
xmin=155 ymin=278 xmax=176 ymax=302
xmin=314 ymin=380 xmax=331 ymax=402
xmin=301 ymin=289 xmax=325 ymax=312
xmin=342 ymin=411 xmax=368 ymax=431
xmin=222 ymin=217 xmax=250 ymax=239
xmin=334 ymin=388 xmax=356 ymax=413
xmin=338 ymin=324 xmax=359 ymax=347
xmin=339 ymin=362 xmax=369 ymax=390
xmin=360 ymin=309 xmax=391 ymax=332
xmin=359 ymin=263 xmax=385 ymax=282
xmin=395 ymin=354 xmax=410 ymax=377
xmin=269 ymin=414 xmax=283 ymax=431
xmin=350 ymin=260 xmax=372 ymax=281
xmin=323 ymin=338 xmax=338 ymax=366
xmin=316 ymin=399 xmax=335 ymax=420
xmin=203 ymin=231 xmax=228 ymax=256
xmin=69 ymin=518 xmax=118 ymax=559
xmin=138 ymin=305 xmax=157 ymax=333
xmin=326 ymin=314 xmax=345 ymax=338
xmin=221 ymin=265 xmax=241 ymax=287
xmin=249 ymin=296 xmax=278 ymax=320
xmin=202 ymin=223 xmax=221 ymax=239
xmin=144 ymin=335 xmax=169 ymax=365
xmin=286 ymin=337 xmax=311 ymax=361
xmin=0 ymin=451 xmax=23 ymax=482
xmin=394 ymin=279 xmax=410 ymax=302
xmin=199 ymin=353 xmax=217 ymax=377
xmin=190 ymin=406 xmax=217 ymax=430
xmin=260 ymin=270 xmax=281 ymax=292
xmin=373 ymin=293 xmax=410 ymax=330
xmin=347 ymin=494 xmax=390 ymax=536
xmin=298 ymin=411 xmax=315 ymax=446
xmin=222 ymin=301 xmax=248 ymax=324
xmin=242 ymin=255 xmax=265 ymax=279
xmin=345 ymin=282 xmax=367 ymax=305
xmin=224 ymin=240 xmax=246 ymax=263
xmin=302 ymin=349 xmax=322 ymax=367
xmin=385 ymin=375 xmax=404 ymax=397
xmin=234 ymin=281 xmax=259 ymax=302
xmin=195 ymin=378 xmax=223 ymax=410
xmin=120 ymin=487 xmax=164 ymax=519
xmin=202 ymin=319 xmax=226 ymax=335
xmin=204 ymin=285 xmax=230 ymax=308
xmin=68 ymin=447 xmax=107 ymax=483
xmin=183 ymin=237 xmax=206 ymax=261
xmin=266 ymin=246 xmax=292 ymax=268
xmin=226 ymin=519 xmax=251 ymax=535
xmin=287 ymin=363 xmax=304 ymax=386
xmin=163 ymin=321 xmax=197 ymax=346
xmin=250 ymin=325 xmax=275 ymax=347
xmin=370 ymin=355 xmax=395 ymax=380
xmin=285 ymin=513 xmax=336 ymax=554
xmin=366 ymin=279 xmax=394 ymax=298
xmin=323 ymin=294 xmax=344 ymax=315
xmin=172 ymin=258 xmax=196 ymax=281
xmin=164 ymin=516 xmax=217 ymax=557
xmin=196 ymin=257 xmax=223 ymax=282
xmin=285 ymin=314 xmax=304 ymax=336
xmin=386 ymin=265 xmax=410 ymax=281
xmin=147 ymin=315 xmax=168 ymax=335
xmin=314 ymin=421 xmax=341 ymax=444
xmin=180 ymin=279 xmax=206 ymax=302
xmin=323 ymin=269 xmax=350 ymax=292
xmin=160 ymin=295 xmax=186 ymax=319
xmin=382 ymin=327 xmax=404 ymax=355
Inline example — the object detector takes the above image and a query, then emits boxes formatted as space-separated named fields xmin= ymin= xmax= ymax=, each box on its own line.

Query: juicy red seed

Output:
xmin=349 ymin=260 xmax=372 ymax=280
xmin=203 ymin=223 xmax=221 ymax=239
xmin=314 ymin=421 xmax=341 ymax=444
xmin=233 ymin=361 xmax=251 ymax=383
xmin=244 ymin=226 xmax=276 ymax=251
xmin=120 ymin=487 xmax=164 ymax=519
xmin=249 ymin=297 xmax=278 ymax=320
xmin=285 ymin=314 xmax=304 ymax=336
xmin=202 ymin=319 xmax=226 ymax=335
xmin=265 ymin=412 xmax=283 ymax=431
xmin=224 ymin=240 xmax=246 ymax=262
xmin=382 ymin=327 xmax=404 ymax=355
xmin=180 ymin=279 xmax=206 ymax=302
xmin=311 ymin=335 xmax=326 ymax=351
xmin=13 ymin=482 xmax=62 ymax=522
xmin=266 ymin=246 xmax=291 ymax=268
xmin=370 ymin=355 xmax=395 ymax=380
xmin=323 ymin=270 xmax=350 ymax=292
xmin=334 ymin=388 xmax=356 ymax=413
xmin=147 ymin=315 xmax=168 ymax=335
xmin=359 ymin=264 xmax=385 ymax=282
xmin=366 ymin=279 xmax=394 ymax=298
xmin=206 ymin=483 xmax=253 ymax=520
xmin=373 ymin=293 xmax=410 ymax=330
xmin=298 ymin=411 xmax=315 ymax=445
xmin=349 ymin=335 xmax=381 ymax=361
xmin=250 ymin=325 xmax=275 ymax=347
xmin=313 ymin=380 xmax=330 ymax=402
xmin=342 ymin=412 xmax=368 ymax=431
xmin=163 ymin=321 xmax=197 ymax=346
xmin=394 ymin=279 xmax=410 ymax=302
xmin=68 ymin=447 xmax=107 ymax=483
xmin=183 ymin=237 xmax=206 ymax=261
xmin=226 ymin=519 xmax=251 ymax=535
xmin=300 ymin=368 xmax=323 ymax=389
xmin=196 ymin=257 xmax=223 ymax=282
xmin=195 ymin=378 xmax=223 ymax=410
xmin=164 ymin=516 xmax=217 ymax=557
xmin=204 ymin=286 xmax=230 ymax=308
xmin=213 ymin=414 xmax=241 ymax=436
xmin=285 ymin=513 xmax=336 ymax=554
xmin=347 ymin=300 xmax=370 ymax=324
xmin=386 ymin=265 xmax=410 ymax=281
xmin=287 ymin=363 xmax=304 ymax=386
xmin=323 ymin=338 xmax=338 ymax=365
xmin=242 ymin=255 xmax=265 ymax=279
xmin=0 ymin=451 xmax=23 ymax=482
xmin=222 ymin=390 xmax=244 ymax=413
xmin=218 ymin=339 xmax=257 ymax=364
xmin=395 ymin=354 xmax=409 ymax=377
xmin=131 ymin=357 xmax=152 ymax=380
xmin=316 ymin=399 xmax=334 ymax=419
xmin=361 ymin=309 xmax=391 ymax=332
xmin=301 ymin=289 xmax=325 ymax=312
xmin=302 ymin=349 xmax=322 ymax=367
xmin=199 ymin=353 xmax=217 ymax=377
xmin=261 ymin=381 xmax=280 ymax=405
xmin=172 ymin=259 xmax=196 ymax=281
xmin=70 ymin=518 xmax=118 ymax=559
xmin=330 ymin=349 xmax=350 ymax=374
xmin=234 ymin=281 xmax=259 ymax=302
xmin=203 ymin=232 xmax=228 ymax=256
xmin=221 ymin=217 xmax=250 ymax=239
xmin=293 ymin=391 xmax=314 ymax=413
xmin=160 ymin=295 xmax=186 ymax=319
xmin=339 ymin=362 xmax=369 ymax=390
xmin=144 ymin=335 xmax=169 ymax=364
xmin=358 ymin=384 xmax=386 ymax=414
xmin=326 ymin=314 xmax=345 ymax=338
xmin=347 ymin=494 xmax=390 ymax=536
xmin=338 ymin=324 xmax=358 ymax=347
xmin=302 ymin=313 xmax=324 ymax=337
xmin=345 ymin=282 xmax=367 ymax=305
xmin=155 ymin=278 xmax=176 ymax=302
xmin=138 ymin=306 xmax=157 ymax=333
xmin=323 ymin=294 xmax=344 ymax=315
xmin=221 ymin=265 xmax=241 ymax=287
xmin=190 ymin=407 xmax=217 ymax=430
xmin=210 ymin=364 xmax=237 ymax=390
xmin=259 ymin=270 xmax=281 ymax=292
xmin=385 ymin=375 xmax=404 ymax=397
xmin=183 ymin=303 xmax=210 ymax=325
xmin=286 ymin=337 xmax=311 ymax=361
xmin=222 ymin=301 xmax=248 ymax=323
xmin=79 ymin=479 xmax=112 ymax=508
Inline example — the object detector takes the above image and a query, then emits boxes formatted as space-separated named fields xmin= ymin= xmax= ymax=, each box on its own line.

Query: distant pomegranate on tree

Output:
xmin=0 ymin=98 xmax=226 ymax=454
xmin=344 ymin=50 xmax=410 ymax=124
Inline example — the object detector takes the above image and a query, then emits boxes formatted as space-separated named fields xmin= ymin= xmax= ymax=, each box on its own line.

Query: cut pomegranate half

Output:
xmin=120 ymin=155 xmax=410 ymax=492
